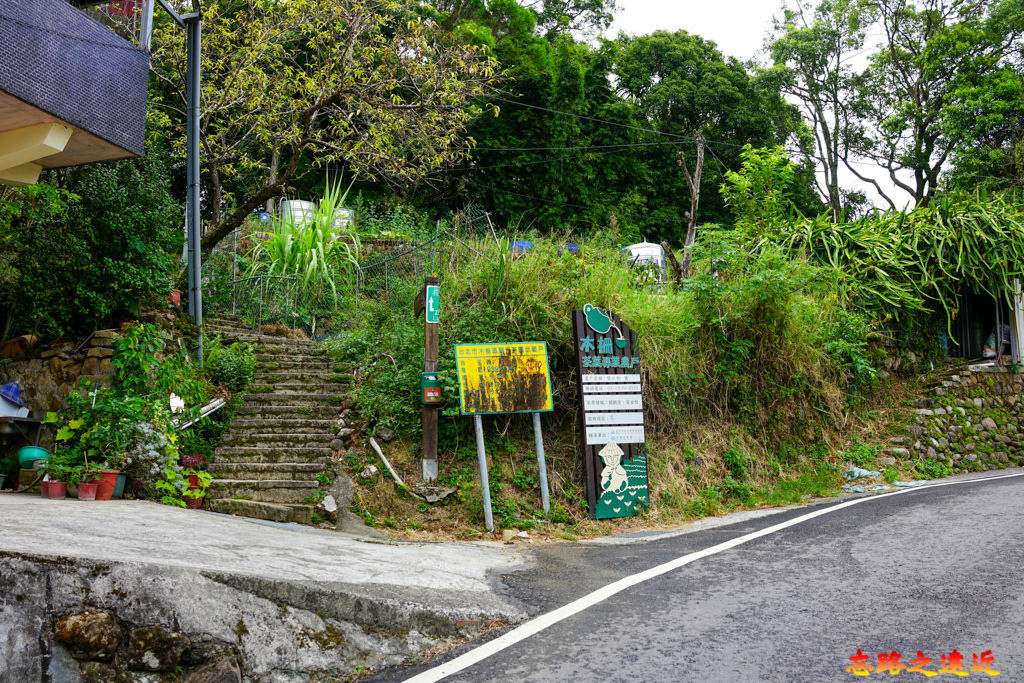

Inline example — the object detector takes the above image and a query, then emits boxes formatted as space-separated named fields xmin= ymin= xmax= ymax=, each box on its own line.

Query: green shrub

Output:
xmin=916 ymin=459 xmax=952 ymax=479
xmin=2 ymin=148 xmax=182 ymax=336
xmin=205 ymin=338 xmax=256 ymax=393
xmin=842 ymin=441 xmax=882 ymax=468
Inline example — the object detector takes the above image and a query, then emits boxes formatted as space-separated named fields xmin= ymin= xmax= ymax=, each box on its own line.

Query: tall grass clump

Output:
xmin=767 ymin=191 xmax=1024 ymax=327
xmin=246 ymin=178 xmax=359 ymax=304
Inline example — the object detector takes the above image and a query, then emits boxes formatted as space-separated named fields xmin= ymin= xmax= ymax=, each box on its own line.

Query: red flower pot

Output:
xmin=95 ymin=471 xmax=120 ymax=501
xmin=78 ymin=482 xmax=99 ymax=501
xmin=186 ymin=473 xmax=204 ymax=509
xmin=41 ymin=480 xmax=67 ymax=499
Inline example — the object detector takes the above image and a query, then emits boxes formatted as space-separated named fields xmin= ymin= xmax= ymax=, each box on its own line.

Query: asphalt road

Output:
xmin=373 ymin=471 xmax=1024 ymax=682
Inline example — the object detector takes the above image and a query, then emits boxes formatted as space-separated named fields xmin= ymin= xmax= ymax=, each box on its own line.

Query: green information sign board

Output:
xmin=425 ymin=285 xmax=440 ymax=324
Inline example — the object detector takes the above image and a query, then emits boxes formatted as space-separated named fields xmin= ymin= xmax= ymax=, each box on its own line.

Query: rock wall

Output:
xmin=893 ymin=362 xmax=1024 ymax=471
xmin=0 ymin=330 xmax=118 ymax=414
xmin=0 ymin=551 xmax=477 ymax=682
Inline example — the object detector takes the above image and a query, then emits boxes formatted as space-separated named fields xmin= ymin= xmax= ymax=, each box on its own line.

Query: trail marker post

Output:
xmin=414 ymin=277 xmax=440 ymax=481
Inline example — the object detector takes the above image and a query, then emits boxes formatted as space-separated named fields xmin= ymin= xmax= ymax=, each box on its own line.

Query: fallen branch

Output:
xmin=368 ymin=438 xmax=407 ymax=491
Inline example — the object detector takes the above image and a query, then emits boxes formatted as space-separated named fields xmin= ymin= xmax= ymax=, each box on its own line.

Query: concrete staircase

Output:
xmin=204 ymin=315 xmax=349 ymax=524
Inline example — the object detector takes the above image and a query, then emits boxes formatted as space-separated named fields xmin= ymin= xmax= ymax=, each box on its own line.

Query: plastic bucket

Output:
xmin=17 ymin=446 xmax=50 ymax=468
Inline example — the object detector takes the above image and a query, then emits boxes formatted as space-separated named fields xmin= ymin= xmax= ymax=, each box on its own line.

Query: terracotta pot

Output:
xmin=95 ymin=471 xmax=120 ymax=501
xmin=41 ymin=480 xmax=67 ymax=499
xmin=77 ymin=482 xmax=99 ymax=501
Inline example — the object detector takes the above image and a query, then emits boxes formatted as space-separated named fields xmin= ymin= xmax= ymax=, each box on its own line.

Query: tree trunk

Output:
xmin=678 ymin=132 xmax=705 ymax=279
xmin=266 ymin=147 xmax=280 ymax=216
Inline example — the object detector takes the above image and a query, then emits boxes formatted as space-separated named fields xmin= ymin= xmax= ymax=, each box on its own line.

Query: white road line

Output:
xmin=405 ymin=471 xmax=1024 ymax=682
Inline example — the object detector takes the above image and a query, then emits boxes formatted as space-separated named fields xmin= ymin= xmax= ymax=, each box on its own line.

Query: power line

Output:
xmin=467 ymin=180 xmax=682 ymax=225
xmin=472 ymin=141 xmax=682 ymax=152
xmin=445 ymin=145 xmax=656 ymax=172
xmin=488 ymin=94 xmax=696 ymax=142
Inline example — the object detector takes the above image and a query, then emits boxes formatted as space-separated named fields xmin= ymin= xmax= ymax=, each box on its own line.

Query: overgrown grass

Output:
xmin=327 ymin=232 xmax=886 ymax=535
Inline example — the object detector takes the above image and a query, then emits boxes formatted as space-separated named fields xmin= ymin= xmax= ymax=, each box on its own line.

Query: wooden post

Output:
xmin=414 ymin=276 xmax=440 ymax=481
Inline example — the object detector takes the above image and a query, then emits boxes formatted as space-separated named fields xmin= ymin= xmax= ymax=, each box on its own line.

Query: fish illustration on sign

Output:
xmin=583 ymin=304 xmax=628 ymax=349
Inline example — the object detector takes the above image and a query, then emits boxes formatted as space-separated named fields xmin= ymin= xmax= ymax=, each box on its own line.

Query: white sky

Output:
xmin=607 ymin=0 xmax=911 ymax=211
xmin=609 ymin=0 xmax=781 ymax=63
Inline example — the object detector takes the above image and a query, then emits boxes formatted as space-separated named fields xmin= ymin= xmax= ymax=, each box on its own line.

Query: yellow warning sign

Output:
xmin=454 ymin=343 xmax=554 ymax=415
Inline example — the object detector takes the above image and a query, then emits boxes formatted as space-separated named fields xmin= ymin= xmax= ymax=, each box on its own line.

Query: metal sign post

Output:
xmin=533 ymin=411 xmax=550 ymax=514
xmin=414 ymin=277 xmax=440 ymax=481
xmin=473 ymin=414 xmax=494 ymax=531
xmin=454 ymin=342 xmax=554 ymax=531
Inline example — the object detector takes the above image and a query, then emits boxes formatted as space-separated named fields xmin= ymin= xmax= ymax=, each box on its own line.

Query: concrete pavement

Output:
xmin=0 ymin=492 xmax=529 ymax=681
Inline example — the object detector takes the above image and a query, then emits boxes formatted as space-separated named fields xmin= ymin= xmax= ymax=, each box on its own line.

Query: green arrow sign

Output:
xmin=425 ymin=285 xmax=440 ymax=324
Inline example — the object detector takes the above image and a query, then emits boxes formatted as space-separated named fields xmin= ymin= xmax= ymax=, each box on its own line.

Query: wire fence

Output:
xmin=202 ymin=209 xmax=498 ymax=338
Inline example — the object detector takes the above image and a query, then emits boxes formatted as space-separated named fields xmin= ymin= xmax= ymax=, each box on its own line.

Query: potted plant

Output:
xmin=76 ymin=468 xmax=101 ymax=501
xmin=41 ymin=462 xmax=71 ymax=499
xmin=60 ymin=465 xmax=101 ymax=500
xmin=180 ymin=454 xmax=212 ymax=509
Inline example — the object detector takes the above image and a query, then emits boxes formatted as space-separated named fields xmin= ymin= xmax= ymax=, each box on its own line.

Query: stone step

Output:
xmin=205 ymin=320 xmax=254 ymax=330
xmin=254 ymin=351 xmax=328 ymax=362
xmin=254 ymin=370 xmax=353 ymax=384
xmin=209 ymin=462 xmax=326 ymax=481
xmin=207 ymin=331 xmax=320 ymax=350
xmin=206 ymin=317 xmax=252 ymax=330
xmin=208 ymin=479 xmax=318 ymax=504
xmin=250 ymin=381 xmax=348 ymax=392
xmin=207 ymin=498 xmax=313 ymax=524
xmin=209 ymin=328 xmax=317 ymax=343
xmin=256 ymin=360 xmax=340 ymax=371
xmin=241 ymin=392 xmax=347 ymax=406
xmin=235 ymin=405 xmax=341 ymax=419
xmin=214 ymin=446 xmax=335 ymax=462
xmin=229 ymin=419 xmax=339 ymax=434
xmin=221 ymin=433 xmax=336 ymax=448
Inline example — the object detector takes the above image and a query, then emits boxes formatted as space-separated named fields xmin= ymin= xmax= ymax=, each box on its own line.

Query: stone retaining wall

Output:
xmin=0 ymin=329 xmax=118 ymax=415
xmin=893 ymin=362 xmax=1024 ymax=471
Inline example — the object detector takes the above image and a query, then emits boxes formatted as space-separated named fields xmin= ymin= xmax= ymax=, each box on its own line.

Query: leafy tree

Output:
xmin=149 ymin=0 xmax=500 ymax=253
xmin=769 ymin=0 xmax=876 ymax=218
xmin=614 ymin=30 xmax=816 ymax=240
xmin=435 ymin=0 xmax=616 ymax=36
xmin=720 ymin=145 xmax=803 ymax=235
xmin=854 ymin=0 xmax=1024 ymax=206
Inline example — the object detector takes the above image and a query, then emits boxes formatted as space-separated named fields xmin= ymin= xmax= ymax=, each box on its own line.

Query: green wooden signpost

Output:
xmin=572 ymin=305 xmax=649 ymax=519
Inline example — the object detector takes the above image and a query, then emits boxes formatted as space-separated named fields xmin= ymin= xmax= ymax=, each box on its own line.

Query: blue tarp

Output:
xmin=0 ymin=381 xmax=24 ymax=407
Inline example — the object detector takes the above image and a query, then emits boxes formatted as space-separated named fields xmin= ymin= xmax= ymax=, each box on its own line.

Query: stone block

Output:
xmin=123 ymin=625 xmax=190 ymax=672
xmin=82 ymin=357 xmax=99 ymax=375
xmin=87 ymin=347 xmax=114 ymax=358
xmin=184 ymin=658 xmax=242 ymax=683
xmin=982 ymin=417 xmax=998 ymax=431
xmin=79 ymin=661 xmax=132 ymax=683
xmin=54 ymin=611 xmax=121 ymax=661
